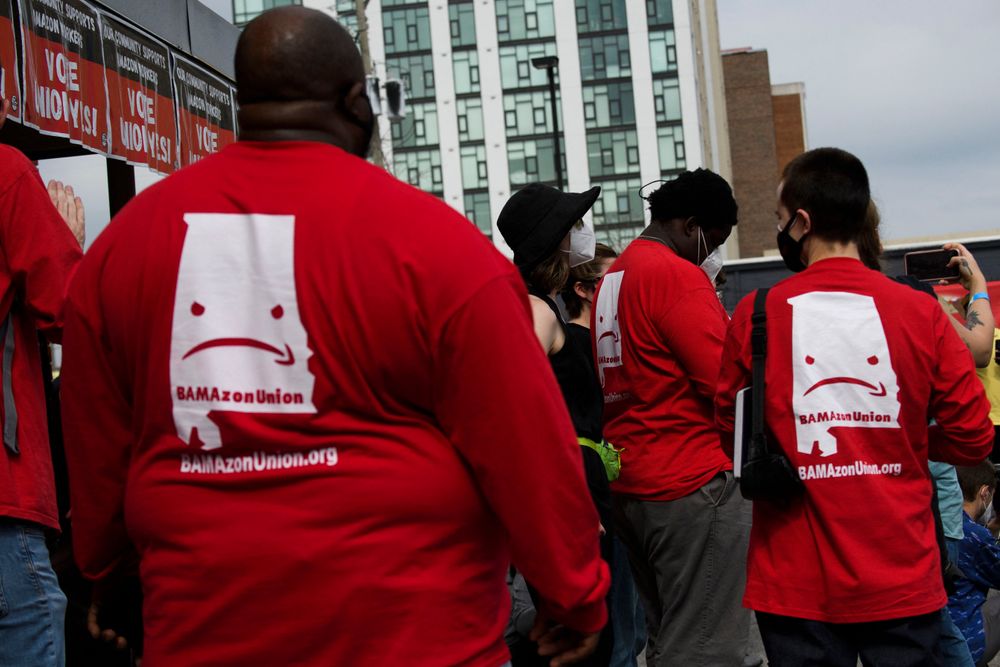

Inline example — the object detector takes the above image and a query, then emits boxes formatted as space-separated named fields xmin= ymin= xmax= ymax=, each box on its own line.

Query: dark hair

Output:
xmin=957 ymin=461 xmax=997 ymax=502
xmin=647 ymin=169 xmax=738 ymax=232
xmin=780 ymin=147 xmax=871 ymax=245
xmin=562 ymin=243 xmax=618 ymax=319
xmin=857 ymin=200 xmax=883 ymax=271
xmin=525 ymin=251 xmax=570 ymax=296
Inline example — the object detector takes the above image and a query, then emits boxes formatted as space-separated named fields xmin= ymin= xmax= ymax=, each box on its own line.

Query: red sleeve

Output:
xmin=0 ymin=159 xmax=82 ymax=340
xmin=927 ymin=306 xmax=994 ymax=465
xmin=715 ymin=294 xmax=754 ymax=457
xmin=656 ymin=284 xmax=729 ymax=400
xmin=432 ymin=274 xmax=610 ymax=634
xmin=60 ymin=251 xmax=136 ymax=579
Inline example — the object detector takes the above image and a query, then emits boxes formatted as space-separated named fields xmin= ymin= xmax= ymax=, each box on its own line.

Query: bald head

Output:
xmin=235 ymin=7 xmax=364 ymax=105
xmin=233 ymin=6 xmax=374 ymax=155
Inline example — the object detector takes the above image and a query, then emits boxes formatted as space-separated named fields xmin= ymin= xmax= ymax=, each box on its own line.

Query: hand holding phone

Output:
xmin=904 ymin=248 xmax=960 ymax=283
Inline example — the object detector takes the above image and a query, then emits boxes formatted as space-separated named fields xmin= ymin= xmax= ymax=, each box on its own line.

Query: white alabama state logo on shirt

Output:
xmin=789 ymin=291 xmax=900 ymax=457
xmin=170 ymin=213 xmax=317 ymax=450
xmin=595 ymin=271 xmax=624 ymax=389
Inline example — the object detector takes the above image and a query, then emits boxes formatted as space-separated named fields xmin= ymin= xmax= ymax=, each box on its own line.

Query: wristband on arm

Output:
xmin=971 ymin=292 xmax=990 ymax=304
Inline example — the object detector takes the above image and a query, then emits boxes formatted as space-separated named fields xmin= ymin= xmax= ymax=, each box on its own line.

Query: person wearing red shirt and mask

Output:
xmin=592 ymin=169 xmax=750 ymax=666
xmin=59 ymin=8 xmax=608 ymax=666
xmin=715 ymin=147 xmax=993 ymax=666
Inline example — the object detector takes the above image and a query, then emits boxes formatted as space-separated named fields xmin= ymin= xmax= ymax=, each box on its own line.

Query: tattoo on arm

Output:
xmin=966 ymin=308 xmax=984 ymax=330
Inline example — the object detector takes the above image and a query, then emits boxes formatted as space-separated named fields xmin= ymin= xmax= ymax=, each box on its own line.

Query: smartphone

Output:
xmin=903 ymin=248 xmax=960 ymax=283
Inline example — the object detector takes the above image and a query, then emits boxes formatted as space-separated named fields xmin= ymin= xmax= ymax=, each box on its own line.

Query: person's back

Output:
xmin=60 ymin=9 xmax=609 ymax=666
xmin=716 ymin=147 xmax=993 ymax=666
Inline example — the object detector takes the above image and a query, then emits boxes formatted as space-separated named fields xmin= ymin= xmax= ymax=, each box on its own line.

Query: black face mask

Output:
xmin=777 ymin=214 xmax=807 ymax=273
xmin=345 ymin=94 xmax=376 ymax=158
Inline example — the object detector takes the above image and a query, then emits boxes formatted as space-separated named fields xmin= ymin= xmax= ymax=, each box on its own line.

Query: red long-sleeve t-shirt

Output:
xmin=0 ymin=145 xmax=82 ymax=529
xmin=716 ymin=257 xmax=993 ymax=623
xmin=593 ymin=239 xmax=732 ymax=500
xmin=60 ymin=141 xmax=609 ymax=666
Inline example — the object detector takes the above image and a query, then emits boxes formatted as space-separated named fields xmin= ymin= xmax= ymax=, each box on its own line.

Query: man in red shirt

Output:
xmin=716 ymin=147 xmax=993 ymax=665
xmin=0 ymin=93 xmax=84 ymax=665
xmin=59 ymin=8 xmax=608 ymax=667
xmin=593 ymin=169 xmax=750 ymax=665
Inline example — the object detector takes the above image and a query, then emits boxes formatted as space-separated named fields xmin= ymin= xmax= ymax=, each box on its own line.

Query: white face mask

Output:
xmin=698 ymin=228 xmax=724 ymax=283
xmin=561 ymin=221 xmax=597 ymax=267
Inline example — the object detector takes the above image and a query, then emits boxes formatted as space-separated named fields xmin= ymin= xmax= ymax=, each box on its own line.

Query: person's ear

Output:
xmin=683 ymin=216 xmax=698 ymax=237
xmin=573 ymin=281 xmax=589 ymax=300
xmin=797 ymin=209 xmax=812 ymax=235
xmin=344 ymin=82 xmax=371 ymax=124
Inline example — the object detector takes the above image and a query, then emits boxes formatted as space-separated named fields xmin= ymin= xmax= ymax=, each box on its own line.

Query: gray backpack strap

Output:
xmin=0 ymin=313 xmax=18 ymax=454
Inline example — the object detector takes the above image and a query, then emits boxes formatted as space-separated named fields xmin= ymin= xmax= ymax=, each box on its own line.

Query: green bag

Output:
xmin=578 ymin=437 xmax=622 ymax=482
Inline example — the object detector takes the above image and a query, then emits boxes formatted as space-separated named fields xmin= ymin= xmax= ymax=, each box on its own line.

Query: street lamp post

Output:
xmin=531 ymin=56 xmax=563 ymax=191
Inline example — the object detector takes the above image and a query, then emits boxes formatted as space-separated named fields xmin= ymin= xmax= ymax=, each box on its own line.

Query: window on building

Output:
xmin=233 ymin=0 xmax=301 ymax=25
xmin=645 ymin=0 xmax=672 ymax=26
xmin=449 ymin=3 xmax=477 ymax=47
xmin=460 ymin=144 xmax=489 ymax=190
xmin=649 ymin=29 xmax=678 ymax=74
xmin=574 ymin=0 xmax=627 ymax=33
xmin=499 ymin=43 xmax=557 ymax=89
xmin=453 ymin=50 xmax=481 ymax=95
xmin=582 ymin=83 xmax=636 ymax=128
xmin=591 ymin=177 xmax=643 ymax=226
xmin=586 ymin=129 xmax=639 ymax=178
xmin=390 ymin=102 xmax=440 ymax=148
xmin=578 ymin=34 xmax=631 ymax=81
xmin=384 ymin=8 xmax=432 ymax=54
xmin=464 ymin=191 xmax=493 ymax=236
xmin=386 ymin=54 xmax=436 ymax=100
xmin=652 ymin=77 xmax=682 ymax=123
xmin=596 ymin=224 xmax=645 ymax=249
xmin=393 ymin=149 xmax=444 ymax=194
xmin=507 ymin=138 xmax=565 ymax=187
xmin=495 ymin=0 xmax=555 ymax=42
xmin=657 ymin=125 xmax=686 ymax=172
xmin=457 ymin=98 xmax=485 ymax=142
xmin=503 ymin=91 xmax=561 ymax=138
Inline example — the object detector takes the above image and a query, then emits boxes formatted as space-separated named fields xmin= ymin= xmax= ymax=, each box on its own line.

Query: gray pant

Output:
xmin=614 ymin=471 xmax=752 ymax=667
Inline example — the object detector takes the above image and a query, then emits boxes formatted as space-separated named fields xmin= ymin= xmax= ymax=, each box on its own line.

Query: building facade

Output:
xmin=233 ymin=0 xmax=733 ymax=255
xmin=722 ymin=47 xmax=806 ymax=257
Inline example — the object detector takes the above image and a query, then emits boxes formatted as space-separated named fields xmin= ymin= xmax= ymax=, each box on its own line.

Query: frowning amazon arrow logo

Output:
xmin=182 ymin=338 xmax=295 ymax=365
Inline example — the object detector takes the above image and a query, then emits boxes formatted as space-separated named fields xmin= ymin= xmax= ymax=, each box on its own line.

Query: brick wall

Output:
xmin=722 ymin=50 xmax=780 ymax=258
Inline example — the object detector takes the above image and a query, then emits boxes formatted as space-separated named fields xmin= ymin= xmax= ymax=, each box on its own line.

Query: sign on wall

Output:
xmin=99 ymin=10 xmax=176 ymax=174
xmin=1 ymin=0 xmax=21 ymax=121
xmin=171 ymin=53 xmax=235 ymax=168
xmin=18 ymin=0 xmax=108 ymax=152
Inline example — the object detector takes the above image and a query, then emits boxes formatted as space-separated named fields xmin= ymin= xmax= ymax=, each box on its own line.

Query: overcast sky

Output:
xmin=38 ymin=0 xmax=1000 ymax=246
xmin=717 ymin=0 xmax=1000 ymax=242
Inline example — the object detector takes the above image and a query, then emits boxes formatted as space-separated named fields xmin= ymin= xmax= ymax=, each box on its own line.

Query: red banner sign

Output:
xmin=99 ymin=10 xmax=176 ymax=174
xmin=18 ymin=0 xmax=108 ymax=152
xmin=172 ymin=53 xmax=235 ymax=168
xmin=1 ymin=0 xmax=21 ymax=121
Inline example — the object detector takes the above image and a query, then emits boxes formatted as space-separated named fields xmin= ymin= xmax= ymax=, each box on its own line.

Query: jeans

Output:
xmin=0 ymin=520 xmax=67 ymax=667
xmin=756 ymin=610 xmax=942 ymax=667
xmin=608 ymin=534 xmax=646 ymax=667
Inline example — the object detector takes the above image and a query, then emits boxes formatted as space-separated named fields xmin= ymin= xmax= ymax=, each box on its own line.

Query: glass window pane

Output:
xmin=653 ymin=78 xmax=682 ymax=123
xmin=648 ymin=29 xmax=678 ymax=74
xmin=460 ymin=144 xmax=489 ymax=190
xmin=575 ymin=0 xmax=626 ymax=33
xmin=657 ymin=125 xmax=686 ymax=173
xmin=449 ymin=3 xmax=477 ymax=47
xmin=386 ymin=54 xmax=436 ymax=100
xmin=496 ymin=0 xmax=555 ymax=41
xmin=503 ymin=91 xmax=562 ymax=138
xmin=578 ymin=34 xmax=632 ymax=81
xmin=384 ymin=8 xmax=432 ymax=54
xmin=464 ymin=191 xmax=493 ymax=236
xmin=392 ymin=149 xmax=444 ymax=194
xmin=498 ymin=43 xmax=558 ymax=89
xmin=586 ymin=129 xmax=639 ymax=177
xmin=581 ymin=83 xmax=636 ymax=129
xmin=453 ymin=51 xmax=481 ymax=94
xmin=389 ymin=102 xmax=440 ymax=149
xmin=590 ymin=177 xmax=643 ymax=227
xmin=457 ymin=98 xmax=485 ymax=142
xmin=645 ymin=0 xmax=672 ymax=25
xmin=507 ymin=138 xmax=566 ymax=187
